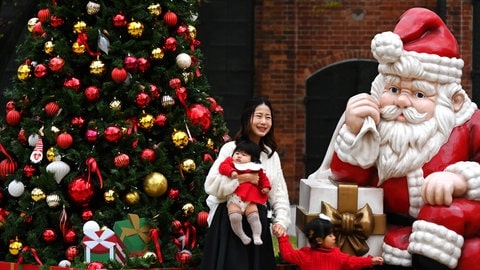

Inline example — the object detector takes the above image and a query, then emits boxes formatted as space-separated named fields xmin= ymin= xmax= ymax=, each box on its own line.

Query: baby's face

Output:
xmin=232 ymin=150 xmax=251 ymax=163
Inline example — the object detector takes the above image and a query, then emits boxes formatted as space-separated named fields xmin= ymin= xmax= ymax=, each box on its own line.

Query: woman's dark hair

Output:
xmin=304 ymin=217 xmax=333 ymax=249
xmin=233 ymin=139 xmax=262 ymax=163
xmin=234 ymin=96 xmax=277 ymax=158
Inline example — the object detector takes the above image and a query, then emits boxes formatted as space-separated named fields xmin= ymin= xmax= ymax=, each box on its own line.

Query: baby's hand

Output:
xmin=261 ymin=188 xmax=270 ymax=194
xmin=231 ymin=171 xmax=238 ymax=178
xmin=371 ymin=257 xmax=383 ymax=265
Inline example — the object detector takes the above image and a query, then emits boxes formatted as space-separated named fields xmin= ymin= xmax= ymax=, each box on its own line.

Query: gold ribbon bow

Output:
xmin=120 ymin=213 xmax=150 ymax=243
xmin=322 ymin=201 xmax=374 ymax=256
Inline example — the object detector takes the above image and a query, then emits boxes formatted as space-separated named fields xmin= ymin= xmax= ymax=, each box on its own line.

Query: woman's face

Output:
xmin=248 ymin=104 xmax=272 ymax=143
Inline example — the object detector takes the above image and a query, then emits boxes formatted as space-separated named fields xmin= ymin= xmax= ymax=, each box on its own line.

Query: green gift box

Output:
xmin=113 ymin=213 xmax=151 ymax=256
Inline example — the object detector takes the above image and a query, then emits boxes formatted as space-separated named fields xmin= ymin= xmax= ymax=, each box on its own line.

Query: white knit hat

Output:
xmin=371 ymin=7 xmax=464 ymax=84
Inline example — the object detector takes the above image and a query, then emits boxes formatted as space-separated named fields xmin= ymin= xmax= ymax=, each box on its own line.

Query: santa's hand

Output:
xmin=422 ymin=171 xmax=467 ymax=206
xmin=345 ymin=93 xmax=380 ymax=135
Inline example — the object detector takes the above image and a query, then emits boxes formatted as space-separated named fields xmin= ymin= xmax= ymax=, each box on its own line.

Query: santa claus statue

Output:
xmin=311 ymin=7 xmax=480 ymax=270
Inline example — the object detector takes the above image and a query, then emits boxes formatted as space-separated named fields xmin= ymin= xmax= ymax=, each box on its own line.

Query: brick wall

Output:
xmin=254 ymin=0 xmax=474 ymax=203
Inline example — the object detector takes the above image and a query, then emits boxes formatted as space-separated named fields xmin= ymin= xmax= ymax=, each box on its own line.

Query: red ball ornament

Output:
xmin=64 ymin=77 xmax=81 ymax=91
xmin=112 ymin=13 xmax=127 ymax=27
xmin=81 ymin=209 xmax=93 ymax=221
xmin=135 ymin=92 xmax=151 ymax=108
xmin=123 ymin=55 xmax=137 ymax=72
xmin=163 ymin=37 xmax=177 ymax=51
xmin=32 ymin=22 xmax=44 ymax=36
xmin=85 ymin=129 xmax=98 ymax=144
xmin=149 ymin=83 xmax=160 ymax=99
xmin=114 ymin=153 xmax=130 ymax=168
xmin=65 ymin=246 xmax=79 ymax=261
xmin=37 ymin=8 xmax=51 ymax=23
xmin=6 ymin=110 xmax=21 ymax=126
xmin=67 ymin=175 xmax=94 ymax=207
xmin=84 ymin=86 xmax=100 ymax=102
xmin=104 ymin=126 xmax=122 ymax=143
xmin=168 ymin=188 xmax=180 ymax=201
xmin=0 ymin=159 xmax=17 ymax=180
xmin=45 ymin=101 xmax=60 ymax=116
xmin=57 ymin=132 xmax=73 ymax=149
xmin=111 ymin=67 xmax=128 ymax=83
xmin=177 ymin=25 xmax=187 ymax=36
xmin=197 ymin=211 xmax=209 ymax=227
xmin=20 ymin=212 xmax=32 ymax=223
xmin=64 ymin=229 xmax=77 ymax=244
xmin=23 ymin=165 xmax=36 ymax=178
xmin=187 ymin=104 xmax=212 ymax=132
xmin=87 ymin=262 xmax=105 ymax=270
xmin=175 ymin=250 xmax=192 ymax=265
xmin=42 ymin=228 xmax=57 ymax=242
xmin=50 ymin=16 xmax=64 ymax=28
xmin=140 ymin=148 xmax=155 ymax=162
xmin=163 ymin=11 xmax=178 ymax=27
xmin=137 ymin=57 xmax=150 ymax=73
xmin=207 ymin=97 xmax=218 ymax=111
xmin=34 ymin=64 xmax=48 ymax=78
xmin=155 ymin=114 xmax=167 ymax=127
xmin=49 ymin=56 xmax=65 ymax=72
xmin=71 ymin=116 xmax=85 ymax=127
xmin=169 ymin=78 xmax=182 ymax=89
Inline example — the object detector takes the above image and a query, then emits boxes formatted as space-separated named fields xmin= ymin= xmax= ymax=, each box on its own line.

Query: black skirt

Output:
xmin=200 ymin=202 xmax=277 ymax=270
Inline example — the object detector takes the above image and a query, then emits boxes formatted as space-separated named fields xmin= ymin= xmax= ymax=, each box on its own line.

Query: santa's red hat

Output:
xmin=371 ymin=7 xmax=464 ymax=84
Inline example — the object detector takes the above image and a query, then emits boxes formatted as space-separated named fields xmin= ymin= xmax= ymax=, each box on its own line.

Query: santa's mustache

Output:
xmin=380 ymin=105 xmax=427 ymax=124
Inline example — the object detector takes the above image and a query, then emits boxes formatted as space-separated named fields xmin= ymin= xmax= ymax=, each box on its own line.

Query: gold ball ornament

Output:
xmin=182 ymin=203 xmax=195 ymax=217
xmin=206 ymin=138 xmax=214 ymax=150
xmin=125 ymin=190 xmax=140 ymax=206
xmin=90 ymin=59 xmax=105 ymax=76
xmin=72 ymin=42 xmax=86 ymax=54
xmin=181 ymin=159 xmax=196 ymax=173
xmin=17 ymin=64 xmax=31 ymax=81
xmin=143 ymin=172 xmax=168 ymax=197
xmin=44 ymin=41 xmax=55 ymax=54
xmin=9 ymin=238 xmax=23 ymax=256
xmin=187 ymin=25 xmax=197 ymax=39
xmin=127 ymin=21 xmax=144 ymax=38
xmin=104 ymin=189 xmax=116 ymax=203
xmin=73 ymin=21 xmax=87 ymax=34
xmin=172 ymin=130 xmax=189 ymax=149
xmin=31 ymin=188 xmax=46 ymax=202
xmin=27 ymin=18 xmax=39 ymax=32
xmin=109 ymin=99 xmax=122 ymax=111
xmin=139 ymin=113 xmax=155 ymax=130
xmin=148 ymin=4 xmax=162 ymax=16
xmin=46 ymin=147 xmax=58 ymax=162
xmin=182 ymin=71 xmax=194 ymax=83
xmin=143 ymin=251 xmax=158 ymax=264
xmin=86 ymin=1 xmax=101 ymax=15
xmin=151 ymin=47 xmax=164 ymax=60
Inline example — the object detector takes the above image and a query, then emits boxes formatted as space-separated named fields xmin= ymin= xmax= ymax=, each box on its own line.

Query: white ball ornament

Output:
xmin=176 ymin=53 xmax=191 ymax=69
xmin=8 ymin=180 xmax=25 ymax=197
xmin=28 ymin=134 xmax=39 ymax=147
xmin=83 ymin=220 xmax=100 ymax=233
xmin=58 ymin=260 xmax=71 ymax=267
xmin=46 ymin=158 xmax=71 ymax=184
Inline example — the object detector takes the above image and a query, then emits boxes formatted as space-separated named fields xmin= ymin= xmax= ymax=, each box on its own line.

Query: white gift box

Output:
xmin=296 ymin=178 xmax=385 ymax=256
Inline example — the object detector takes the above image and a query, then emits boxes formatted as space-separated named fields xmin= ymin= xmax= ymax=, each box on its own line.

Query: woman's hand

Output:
xmin=237 ymin=172 xmax=259 ymax=185
xmin=272 ymin=223 xmax=286 ymax=237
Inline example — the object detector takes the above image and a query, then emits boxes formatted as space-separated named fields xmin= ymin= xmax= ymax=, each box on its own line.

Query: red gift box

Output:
xmin=82 ymin=228 xmax=127 ymax=264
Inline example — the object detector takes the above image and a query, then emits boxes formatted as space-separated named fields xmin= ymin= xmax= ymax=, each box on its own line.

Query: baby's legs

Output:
xmin=228 ymin=201 xmax=251 ymax=245
xmin=245 ymin=203 xmax=262 ymax=245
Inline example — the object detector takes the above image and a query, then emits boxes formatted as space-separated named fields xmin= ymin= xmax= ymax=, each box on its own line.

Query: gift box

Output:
xmin=82 ymin=227 xmax=127 ymax=264
xmin=113 ymin=213 xmax=151 ymax=257
xmin=0 ymin=261 xmax=77 ymax=270
xmin=297 ymin=178 xmax=386 ymax=256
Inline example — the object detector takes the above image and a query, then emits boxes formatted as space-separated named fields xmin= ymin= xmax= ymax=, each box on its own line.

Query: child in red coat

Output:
xmin=277 ymin=214 xmax=383 ymax=270
xmin=218 ymin=139 xmax=271 ymax=245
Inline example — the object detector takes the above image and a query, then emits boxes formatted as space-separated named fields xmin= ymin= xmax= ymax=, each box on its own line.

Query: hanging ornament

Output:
xmin=67 ymin=176 xmax=94 ymax=207
xmin=64 ymin=229 xmax=77 ymax=244
xmin=175 ymin=87 xmax=187 ymax=107
xmin=5 ymin=100 xmax=14 ymax=111
xmin=143 ymin=251 xmax=157 ymax=264
xmin=182 ymin=71 xmax=194 ymax=83
xmin=123 ymin=55 xmax=137 ymax=72
xmin=89 ymin=59 xmax=105 ymax=76
xmin=182 ymin=203 xmax=195 ymax=217
xmin=65 ymin=246 xmax=79 ymax=261
xmin=37 ymin=8 xmax=51 ymax=23
xmin=181 ymin=159 xmax=196 ymax=173
xmin=188 ymin=25 xmax=197 ymax=39
xmin=197 ymin=211 xmax=209 ymax=227
xmin=176 ymin=249 xmax=192 ymax=265
xmin=57 ymin=132 xmax=73 ymax=149
xmin=104 ymin=189 xmax=116 ymax=203
xmin=23 ymin=164 xmax=36 ymax=177
xmin=168 ymin=188 xmax=180 ymax=200
xmin=109 ymin=98 xmax=122 ymax=111
xmin=73 ymin=20 xmax=87 ymax=34
xmin=9 ymin=238 xmax=23 ymax=255
xmin=140 ymin=148 xmax=156 ymax=162
xmin=187 ymin=104 xmax=212 ymax=132
xmin=85 ymin=129 xmax=99 ymax=144
xmin=104 ymin=126 xmax=122 ymax=143
xmin=64 ymin=76 xmax=81 ymax=91
xmin=169 ymin=77 xmax=182 ymax=89
xmin=46 ymin=158 xmax=71 ymax=183
xmin=31 ymin=188 xmax=46 ymax=202
xmin=161 ymin=95 xmax=175 ymax=108
xmin=44 ymin=40 xmax=55 ymax=54
xmin=58 ymin=260 xmax=71 ymax=267
xmin=176 ymin=53 xmax=192 ymax=69
xmin=177 ymin=25 xmax=187 ymax=36
xmin=17 ymin=63 xmax=31 ymax=81
xmin=111 ymin=67 xmax=128 ymax=83
xmin=81 ymin=209 xmax=93 ymax=221
xmin=114 ymin=153 xmax=130 ymax=168
xmin=125 ymin=190 xmax=140 ymax=205
xmin=144 ymin=172 xmax=168 ymax=197
xmin=49 ymin=56 xmax=65 ymax=72
xmin=72 ymin=42 xmax=86 ymax=54
xmin=34 ymin=64 xmax=47 ymax=78
xmin=86 ymin=1 xmax=101 ymax=15
xmin=30 ymin=134 xmax=44 ymax=164
xmin=135 ymin=92 xmax=151 ymax=108
xmin=50 ymin=16 xmax=64 ymax=28
xmin=171 ymin=130 xmax=189 ymax=149
xmin=113 ymin=13 xmax=127 ymax=27
xmin=137 ymin=57 xmax=150 ymax=73
xmin=87 ymin=262 xmax=105 ymax=270
xmin=8 ymin=180 xmax=25 ymax=197
xmin=155 ymin=114 xmax=167 ymax=127
xmin=84 ymin=86 xmax=101 ymax=102
xmin=6 ymin=109 xmax=21 ymax=126
xmin=18 ymin=129 xmax=27 ymax=145
xmin=45 ymin=101 xmax=60 ymax=116
xmin=148 ymin=4 xmax=162 ymax=16
xmin=138 ymin=113 xmax=155 ymax=130
xmin=42 ymin=229 xmax=57 ymax=242
xmin=163 ymin=11 xmax=178 ymax=27
xmin=46 ymin=147 xmax=58 ymax=162
xmin=0 ymin=159 xmax=17 ymax=180
xmin=163 ymin=37 xmax=177 ymax=51
xmin=71 ymin=116 xmax=85 ymax=127
xmin=127 ymin=21 xmax=144 ymax=38
xmin=151 ymin=47 xmax=164 ymax=60
xmin=46 ymin=194 xmax=61 ymax=208
xmin=27 ymin=18 xmax=39 ymax=32
xmin=97 ymin=29 xmax=110 ymax=55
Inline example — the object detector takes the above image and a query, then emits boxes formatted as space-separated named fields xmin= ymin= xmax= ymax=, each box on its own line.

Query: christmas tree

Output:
xmin=0 ymin=0 xmax=228 ymax=268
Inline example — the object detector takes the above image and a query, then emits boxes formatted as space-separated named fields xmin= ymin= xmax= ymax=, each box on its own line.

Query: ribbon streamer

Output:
xmin=0 ymin=142 xmax=14 ymax=161
xmin=86 ymin=157 xmax=103 ymax=188
xmin=17 ymin=246 xmax=43 ymax=265
xmin=77 ymin=33 xmax=101 ymax=57
xmin=59 ymin=205 xmax=69 ymax=238
xmin=150 ymin=228 xmax=164 ymax=263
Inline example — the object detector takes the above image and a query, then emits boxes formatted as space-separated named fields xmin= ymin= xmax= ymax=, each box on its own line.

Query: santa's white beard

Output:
xmin=376 ymin=105 xmax=455 ymax=182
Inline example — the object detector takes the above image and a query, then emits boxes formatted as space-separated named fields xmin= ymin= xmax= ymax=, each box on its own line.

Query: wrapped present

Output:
xmin=113 ymin=213 xmax=150 ymax=256
xmin=0 ymin=261 xmax=40 ymax=270
xmin=297 ymin=178 xmax=386 ymax=256
xmin=82 ymin=227 xmax=127 ymax=264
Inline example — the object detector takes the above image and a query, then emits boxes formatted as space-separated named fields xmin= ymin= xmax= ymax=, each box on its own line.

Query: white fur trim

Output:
xmin=234 ymin=162 xmax=263 ymax=171
xmin=371 ymin=31 xmax=464 ymax=84
xmin=407 ymin=169 xmax=424 ymax=218
xmin=408 ymin=220 xmax=464 ymax=269
xmin=382 ymin=242 xmax=412 ymax=267
xmin=445 ymin=161 xmax=480 ymax=200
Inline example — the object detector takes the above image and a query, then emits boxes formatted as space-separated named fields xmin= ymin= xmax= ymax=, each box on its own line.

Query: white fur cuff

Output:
xmin=445 ymin=161 xmax=480 ymax=200
xmin=409 ymin=220 xmax=464 ymax=269
xmin=382 ymin=242 xmax=412 ymax=267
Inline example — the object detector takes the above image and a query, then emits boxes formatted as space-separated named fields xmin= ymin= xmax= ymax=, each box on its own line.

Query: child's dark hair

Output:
xmin=304 ymin=217 xmax=334 ymax=249
xmin=233 ymin=139 xmax=261 ymax=163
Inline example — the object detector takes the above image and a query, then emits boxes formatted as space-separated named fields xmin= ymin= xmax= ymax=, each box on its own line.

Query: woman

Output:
xmin=202 ymin=96 xmax=291 ymax=270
